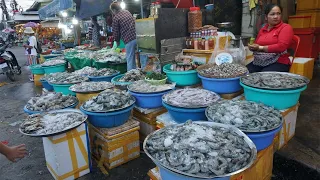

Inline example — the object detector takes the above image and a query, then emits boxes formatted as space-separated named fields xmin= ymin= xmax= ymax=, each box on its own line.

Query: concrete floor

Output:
xmin=0 ymin=47 xmax=319 ymax=180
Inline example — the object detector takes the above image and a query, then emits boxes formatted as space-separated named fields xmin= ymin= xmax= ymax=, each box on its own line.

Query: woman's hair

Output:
xmin=265 ymin=4 xmax=283 ymax=15
xmin=110 ymin=2 xmax=121 ymax=12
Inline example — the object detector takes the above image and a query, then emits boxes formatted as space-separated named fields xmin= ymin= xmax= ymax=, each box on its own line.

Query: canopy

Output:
xmin=76 ymin=0 xmax=113 ymax=19
xmin=38 ymin=0 xmax=73 ymax=20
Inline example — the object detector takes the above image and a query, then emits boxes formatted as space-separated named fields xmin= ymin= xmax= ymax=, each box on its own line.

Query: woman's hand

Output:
xmin=248 ymin=44 xmax=260 ymax=51
xmin=5 ymin=144 xmax=28 ymax=162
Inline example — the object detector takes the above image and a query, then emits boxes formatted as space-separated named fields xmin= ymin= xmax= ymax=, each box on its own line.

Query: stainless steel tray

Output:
xmin=143 ymin=121 xmax=257 ymax=179
xmin=240 ymin=72 xmax=310 ymax=90
xmin=19 ymin=109 xmax=87 ymax=137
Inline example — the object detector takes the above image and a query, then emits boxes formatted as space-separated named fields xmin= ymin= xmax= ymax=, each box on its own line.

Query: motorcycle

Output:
xmin=0 ymin=43 xmax=21 ymax=81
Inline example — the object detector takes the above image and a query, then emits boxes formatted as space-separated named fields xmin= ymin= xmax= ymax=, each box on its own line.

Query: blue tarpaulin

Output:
xmin=38 ymin=0 xmax=73 ymax=20
xmin=76 ymin=0 xmax=113 ymax=19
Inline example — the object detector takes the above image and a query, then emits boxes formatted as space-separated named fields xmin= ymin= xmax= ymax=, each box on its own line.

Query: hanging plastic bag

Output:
xmin=238 ymin=38 xmax=247 ymax=65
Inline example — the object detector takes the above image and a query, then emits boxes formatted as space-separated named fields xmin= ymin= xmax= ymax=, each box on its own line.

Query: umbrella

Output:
xmin=2 ymin=28 xmax=15 ymax=33
xmin=24 ymin=22 xmax=38 ymax=28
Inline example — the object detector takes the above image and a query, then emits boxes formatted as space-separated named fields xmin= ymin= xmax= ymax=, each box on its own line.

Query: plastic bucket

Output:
xmin=51 ymin=83 xmax=76 ymax=96
xmin=205 ymin=4 xmax=214 ymax=10
xmin=246 ymin=125 xmax=282 ymax=151
xmin=23 ymin=102 xmax=78 ymax=115
xmin=34 ymin=74 xmax=44 ymax=87
xmin=240 ymin=82 xmax=307 ymax=110
xmin=40 ymin=79 xmax=54 ymax=91
xmin=30 ymin=65 xmax=45 ymax=75
xmin=129 ymin=90 xmax=172 ymax=109
xmin=111 ymin=74 xmax=132 ymax=90
xmin=163 ymin=64 xmax=200 ymax=86
xmin=162 ymin=102 xmax=207 ymax=123
xmin=42 ymin=63 xmax=66 ymax=74
xmin=88 ymin=72 xmax=120 ymax=82
xmin=80 ymin=105 xmax=134 ymax=128
xmin=76 ymin=92 xmax=100 ymax=107
xmin=198 ymin=74 xmax=242 ymax=94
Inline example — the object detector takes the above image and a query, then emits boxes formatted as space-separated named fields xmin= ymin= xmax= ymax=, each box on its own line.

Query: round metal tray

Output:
xmin=81 ymin=96 xmax=136 ymax=113
xmin=143 ymin=121 xmax=257 ymax=179
xmin=240 ymin=72 xmax=310 ymax=90
xmin=19 ymin=109 xmax=87 ymax=137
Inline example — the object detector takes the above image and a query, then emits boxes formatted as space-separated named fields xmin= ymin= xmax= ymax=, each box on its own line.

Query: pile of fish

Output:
xmin=241 ymin=72 xmax=309 ymax=89
xmin=128 ymin=80 xmax=175 ymax=93
xmin=69 ymin=82 xmax=114 ymax=93
xmin=41 ymin=59 xmax=66 ymax=67
xmin=206 ymin=100 xmax=282 ymax=132
xmin=74 ymin=66 xmax=97 ymax=75
xmin=88 ymin=68 xmax=119 ymax=77
xmin=20 ymin=111 xmax=86 ymax=135
xmin=26 ymin=93 xmax=78 ymax=111
xmin=162 ymin=88 xmax=220 ymax=108
xmin=82 ymin=89 xmax=135 ymax=112
xmin=47 ymin=72 xmax=88 ymax=84
xmin=119 ymin=69 xmax=145 ymax=82
xmin=198 ymin=63 xmax=248 ymax=78
xmin=145 ymin=121 xmax=254 ymax=177
xmin=94 ymin=49 xmax=126 ymax=63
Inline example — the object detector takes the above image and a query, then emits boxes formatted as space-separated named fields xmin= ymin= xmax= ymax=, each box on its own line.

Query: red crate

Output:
xmin=293 ymin=28 xmax=320 ymax=58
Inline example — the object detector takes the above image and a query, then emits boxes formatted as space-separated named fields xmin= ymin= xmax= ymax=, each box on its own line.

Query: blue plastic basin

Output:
xmin=162 ymin=102 xmax=207 ymax=123
xmin=111 ymin=74 xmax=133 ymax=86
xmin=246 ymin=125 xmax=282 ymax=151
xmin=23 ymin=102 xmax=78 ymax=115
xmin=198 ymin=74 xmax=242 ymax=94
xmin=163 ymin=64 xmax=200 ymax=86
xmin=241 ymin=82 xmax=307 ymax=110
xmin=42 ymin=63 xmax=66 ymax=74
xmin=50 ymin=83 xmax=76 ymax=96
xmin=30 ymin=65 xmax=45 ymax=75
xmin=40 ymin=79 xmax=54 ymax=91
xmin=88 ymin=72 xmax=120 ymax=82
xmin=129 ymin=90 xmax=172 ymax=109
xmin=80 ymin=105 xmax=134 ymax=128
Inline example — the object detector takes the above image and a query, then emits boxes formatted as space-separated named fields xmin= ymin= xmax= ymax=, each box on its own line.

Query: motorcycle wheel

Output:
xmin=6 ymin=70 xmax=15 ymax=81
xmin=16 ymin=66 xmax=22 ymax=75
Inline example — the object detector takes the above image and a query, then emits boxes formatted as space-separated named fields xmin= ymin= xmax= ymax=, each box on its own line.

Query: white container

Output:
xmin=43 ymin=122 xmax=91 ymax=180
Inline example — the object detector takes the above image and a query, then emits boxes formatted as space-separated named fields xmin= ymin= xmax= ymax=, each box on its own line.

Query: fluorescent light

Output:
xmin=61 ymin=11 xmax=68 ymax=17
xmin=134 ymin=0 xmax=139 ymax=1
xmin=72 ymin=18 xmax=78 ymax=25
xmin=120 ymin=1 xmax=126 ymax=9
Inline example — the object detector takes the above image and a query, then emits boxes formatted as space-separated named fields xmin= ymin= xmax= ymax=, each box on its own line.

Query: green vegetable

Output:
xmin=146 ymin=72 xmax=166 ymax=80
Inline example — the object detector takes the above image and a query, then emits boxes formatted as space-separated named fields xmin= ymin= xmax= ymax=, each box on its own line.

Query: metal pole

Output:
xmin=140 ymin=0 xmax=144 ymax=19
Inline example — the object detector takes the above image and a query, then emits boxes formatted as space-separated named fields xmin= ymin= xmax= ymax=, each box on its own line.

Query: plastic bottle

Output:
xmin=194 ymin=39 xmax=198 ymax=50
xmin=205 ymin=39 xmax=209 ymax=50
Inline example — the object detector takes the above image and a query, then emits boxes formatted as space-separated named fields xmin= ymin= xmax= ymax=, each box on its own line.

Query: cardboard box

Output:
xmin=290 ymin=57 xmax=315 ymax=80
xmin=148 ymin=145 xmax=273 ymax=180
xmin=89 ymin=120 xmax=140 ymax=170
xmin=274 ymin=104 xmax=299 ymax=151
xmin=43 ymin=122 xmax=91 ymax=180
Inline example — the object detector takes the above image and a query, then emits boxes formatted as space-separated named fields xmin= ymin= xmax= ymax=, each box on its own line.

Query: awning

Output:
xmin=13 ymin=14 xmax=40 ymax=22
xmin=76 ymin=0 xmax=113 ymax=19
xmin=38 ymin=0 xmax=73 ymax=20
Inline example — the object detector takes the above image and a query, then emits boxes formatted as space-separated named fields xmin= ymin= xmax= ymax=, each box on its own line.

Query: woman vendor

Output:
xmin=247 ymin=4 xmax=294 ymax=73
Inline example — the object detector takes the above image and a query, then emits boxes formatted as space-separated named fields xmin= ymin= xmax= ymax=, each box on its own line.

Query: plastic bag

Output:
xmin=226 ymin=38 xmax=246 ymax=65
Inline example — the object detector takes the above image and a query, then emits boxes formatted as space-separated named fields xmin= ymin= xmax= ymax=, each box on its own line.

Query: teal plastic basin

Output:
xmin=50 ymin=83 xmax=76 ymax=96
xmin=30 ymin=65 xmax=45 ymax=75
xmin=240 ymin=82 xmax=307 ymax=110
xmin=42 ymin=63 xmax=66 ymax=74
xmin=163 ymin=64 xmax=200 ymax=86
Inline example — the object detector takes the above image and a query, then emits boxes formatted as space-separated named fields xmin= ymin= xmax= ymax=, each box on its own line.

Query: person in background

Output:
xmin=0 ymin=142 xmax=27 ymax=162
xmin=23 ymin=27 xmax=38 ymax=81
xmin=247 ymin=4 xmax=294 ymax=72
xmin=110 ymin=2 xmax=137 ymax=71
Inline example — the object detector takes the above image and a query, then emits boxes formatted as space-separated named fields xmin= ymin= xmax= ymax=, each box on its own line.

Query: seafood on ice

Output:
xmin=41 ymin=59 xmax=66 ymax=67
xmin=94 ymin=48 xmax=126 ymax=63
xmin=26 ymin=92 xmax=78 ymax=111
xmin=145 ymin=121 xmax=254 ymax=177
xmin=20 ymin=110 xmax=86 ymax=135
xmin=47 ymin=72 xmax=88 ymax=84
xmin=69 ymin=82 xmax=114 ymax=93
xmin=119 ymin=69 xmax=145 ymax=82
xmin=73 ymin=66 xmax=97 ymax=75
xmin=241 ymin=72 xmax=309 ymax=89
xmin=198 ymin=63 xmax=248 ymax=78
xmin=206 ymin=100 xmax=283 ymax=132
xmin=128 ymin=80 xmax=175 ymax=93
xmin=162 ymin=88 xmax=220 ymax=108
xmin=88 ymin=68 xmax=119 ymax=77
xmin=82 ymin=89 xmax=135 ymax=112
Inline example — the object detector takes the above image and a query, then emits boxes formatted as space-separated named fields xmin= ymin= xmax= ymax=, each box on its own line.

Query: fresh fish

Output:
xmin=206 ymin=100 xmax=283 ymax=132
xmin=145 ymin=121 xmax=253 ymax=177
xmin=198 ymin=63 xmax=248 ymax=78
xmin=119 ymin=69 xmax=145 ymax=82
xmin=128 ymin=80 xmax=175 ymax=93
xmin=47 ymin=72 xmax=88 ymax=84
xmin=88 ymin=68 xmax=119 ymax=77
xmin=162 ymin=88 xmax=220 ymax=108
xmin=41 ymin=59 xmax=66 ymax=67
xmin=74 ymin=66 xmax=97 ymax=76
xmin=69 ymin=82 xmax=114 ymax=93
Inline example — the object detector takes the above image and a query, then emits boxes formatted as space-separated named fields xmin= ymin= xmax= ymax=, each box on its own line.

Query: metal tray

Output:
xmin=19 ymin=109 xmax=87 ymax=137
xmin=205 ymin=103 xmax=284 ymax=133
xmin=240 ymin=72 xmax=310 ymax=90
xmin=162 ymin=90 xmax=221 ymax=109
xmin=143 ymin=121 xmax=257 ymax=179
xmin=80 ymin=96 xmax=136 ymax=113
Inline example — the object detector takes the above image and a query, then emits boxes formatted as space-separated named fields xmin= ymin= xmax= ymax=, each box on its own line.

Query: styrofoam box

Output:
xmin=43 ymin=122 xmax=91 ymax=180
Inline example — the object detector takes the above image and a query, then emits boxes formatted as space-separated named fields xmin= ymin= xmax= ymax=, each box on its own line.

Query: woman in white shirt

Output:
xmin=23 ymin=27 xmax=38 ymax=81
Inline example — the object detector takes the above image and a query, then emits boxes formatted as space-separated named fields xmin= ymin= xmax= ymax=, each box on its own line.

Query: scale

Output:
xmin=215 ymin=22 xmax=235 ymax=65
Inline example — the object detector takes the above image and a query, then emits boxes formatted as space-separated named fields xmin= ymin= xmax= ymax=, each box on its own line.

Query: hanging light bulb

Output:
xmin=120 ymin=1 xmax=126 ymax=9
xmin=61 ymin=11 xmax=68 ymax=17
xmin=72 ymin=17 xmax=78 ymax=25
